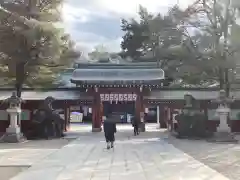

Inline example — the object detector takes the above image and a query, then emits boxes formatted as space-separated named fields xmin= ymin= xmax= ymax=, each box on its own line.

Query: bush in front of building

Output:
xmin=175 ymin=110 xmax=207 ymax=139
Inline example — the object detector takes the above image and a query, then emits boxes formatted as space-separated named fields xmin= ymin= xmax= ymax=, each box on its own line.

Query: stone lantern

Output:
xmin=183 ymin=93 xmax=195 ymax=115
xmin=1 ymin=92 xmax=25 ymax=143
xmin=210 ymin=89 xmax=237 ymax=142
xmin=184 ymin=93 xmax=193 ymax=108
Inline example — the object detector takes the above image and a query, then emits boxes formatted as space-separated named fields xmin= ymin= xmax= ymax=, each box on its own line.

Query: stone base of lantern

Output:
xmin=1 ymin=127 xmax=26 ymax=143
xmin=139 ymin=123 xmax=145 ymax=132
xmin=92 ymin=127 xmax=102 ymax=132
xmin=208 ymin=106 xmax=238 ymax=143
xmin=208 ymin=132 xmax=238 ymax=143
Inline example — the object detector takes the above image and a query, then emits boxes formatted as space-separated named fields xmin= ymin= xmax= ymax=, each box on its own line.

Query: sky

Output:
xmin=62 ymin=0 xmax=193 ymax=54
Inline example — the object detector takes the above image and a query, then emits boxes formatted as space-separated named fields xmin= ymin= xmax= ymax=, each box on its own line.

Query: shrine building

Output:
xmin=0 ymin=62 xmax=240 ymax=135
xmin=70 ymin=62 xmax=165 ymax=131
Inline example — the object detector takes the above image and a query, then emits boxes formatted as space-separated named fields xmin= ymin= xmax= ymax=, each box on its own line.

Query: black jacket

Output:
xmin=132 ymin=116 xmax=139 ymax=126
xmin=103 ymin=120 xmax=116 ymax=135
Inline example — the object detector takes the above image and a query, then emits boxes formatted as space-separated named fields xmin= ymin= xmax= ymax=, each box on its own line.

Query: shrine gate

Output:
xmin=70 ymin=63 xmax=165 ymax=132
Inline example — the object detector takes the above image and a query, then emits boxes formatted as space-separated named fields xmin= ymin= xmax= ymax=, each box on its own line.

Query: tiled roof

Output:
xmin=73 ymin=62 xmax=160 ymax=69
xmin=3 ymin=89 xmax=240 ymax=101
xmin=0 ymin=91 xmax=92 ymax=101
xmin=71 ymin=68 xmax=165 ymax=82
xmin=146 ymin=90 xmax=220 ymax=100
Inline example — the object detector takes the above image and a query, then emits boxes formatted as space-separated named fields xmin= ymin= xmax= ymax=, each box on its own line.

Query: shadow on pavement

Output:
xmin=0 ymin=166 xmax=29 ymax=180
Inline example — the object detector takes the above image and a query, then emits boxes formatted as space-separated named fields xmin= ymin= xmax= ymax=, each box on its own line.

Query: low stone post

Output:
xmin=156 ymin=105 xmax=160 ymax=129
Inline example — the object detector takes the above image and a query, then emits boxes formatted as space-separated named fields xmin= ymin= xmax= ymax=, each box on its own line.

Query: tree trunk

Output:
xmin=15 ymin=62 xmax=25 ymax=98
xmin=223 ymin=0 xmax=231 ymax=96
xmin=224 ymin=68 xmax=230 ymax=96
xmin=219 ymin=68 xmax=224 ymax=89
xmin=15 ymin=83 xmax=22 ymax=98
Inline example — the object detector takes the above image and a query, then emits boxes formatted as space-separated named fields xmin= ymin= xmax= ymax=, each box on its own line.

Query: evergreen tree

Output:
xmin=176 ymin=0 xmax=239 ymax=91
xmin=120 ymin=3 xmax=240 ymax=87
xmin=0 ymin=0 xmax=80 ymax=94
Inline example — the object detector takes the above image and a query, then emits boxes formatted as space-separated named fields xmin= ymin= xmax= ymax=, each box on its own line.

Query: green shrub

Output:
xmin=176 ymin=112 xmax=206 ymax=138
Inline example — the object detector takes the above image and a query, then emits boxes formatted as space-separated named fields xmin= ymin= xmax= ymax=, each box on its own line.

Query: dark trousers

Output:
xmin=55 ymin=121 xmax=64 ymax=137
xmin=43 ymin=124 xmax=53 ymax=139
xmin=134 ymin=125 xmax=139 ymax=135
xmin=105 ymin=132 xmax=115 ymax=143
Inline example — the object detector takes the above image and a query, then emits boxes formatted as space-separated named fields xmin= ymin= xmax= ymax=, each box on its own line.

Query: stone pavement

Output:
xmin=0 ymin=139 xmax=70 ymax=166
xmin=11 ymin=124 xmax=229 ymax=180
xmin=0 ymin=138 xmax=71 ymax=180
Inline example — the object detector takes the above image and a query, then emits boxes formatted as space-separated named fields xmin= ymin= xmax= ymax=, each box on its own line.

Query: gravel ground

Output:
xmin=166 ymin=134 xmax=240 ymax=180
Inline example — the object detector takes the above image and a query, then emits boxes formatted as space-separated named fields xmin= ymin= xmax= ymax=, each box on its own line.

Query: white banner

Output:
xmin=109 ymin=94 xmax=114 ymax=101
xmin=119 ymin=94 xmax=123 ymax=101
xmin=133 ymin=94 xmax=137 ymax=101
xmin=114 ymin=94 xmax=119 ymax=101
xmin=100 ymin=94 xmax=104 ymax=101
xmin=123 ymin=94 xmax=128 ymax=101
xmin=105 ymin=94 xmax=109 ymax=101
xmin=128 ymin=94 xmax=133 ymax=101
xmin=100 ymin=93 xmax=137 ymax=101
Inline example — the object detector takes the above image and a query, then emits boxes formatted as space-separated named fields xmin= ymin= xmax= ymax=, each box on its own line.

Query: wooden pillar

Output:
xmin=157 ymin=105 xmax=160 ymax=128
xmin=135 ymin=93 xmax=141 ymax=119
xmin=63 ymin=101 xmax=67 ymax=132
xmin=68 ymin=107 xmax=71 ymax=129
xmin=169 ymin=107 xmax=174 ymax=131
xmin=64 ymin=107 xmax=67 ymax=131
xmin=163 ymin=106 xmax=170 ymax=130
xmin=63 ymin=100 xmax=71 ymax=132
xmin=159 ymin=105 xmax=167 ymax=129
xmin=135 ymin=90 xmax=145 ymax=131
xmin=92 ymin=89 xmax=102 ymax=132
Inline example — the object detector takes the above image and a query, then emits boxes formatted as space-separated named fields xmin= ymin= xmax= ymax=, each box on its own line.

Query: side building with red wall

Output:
xmin=0 ymin=62 xmax=240 ymax=135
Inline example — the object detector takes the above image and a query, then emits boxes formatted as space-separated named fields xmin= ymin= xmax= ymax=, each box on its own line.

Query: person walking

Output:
xmin=103 ymin=116 xmax=117 ymax=149
xmin=132 ymin=115 xmax=139 ymax=136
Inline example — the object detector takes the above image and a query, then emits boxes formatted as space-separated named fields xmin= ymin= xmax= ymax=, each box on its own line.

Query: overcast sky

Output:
xmin=62 ymin=0 xmax=192 ymax=54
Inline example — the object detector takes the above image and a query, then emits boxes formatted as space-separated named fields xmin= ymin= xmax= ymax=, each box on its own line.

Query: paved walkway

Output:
xmin=11 ymin=124 xmax=229 ymax=180
xmin=0 ymin=139 xmax=70 ymax=166
xmin=0 ymin=139 xmax=71 ymax=180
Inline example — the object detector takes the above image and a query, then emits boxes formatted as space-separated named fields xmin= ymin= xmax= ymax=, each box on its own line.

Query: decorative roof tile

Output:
xmin=71 ymin=68 xmax=164 ymax=82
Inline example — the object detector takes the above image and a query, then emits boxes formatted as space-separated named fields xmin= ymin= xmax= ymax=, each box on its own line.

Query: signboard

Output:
xmin=100 ymin=93 xmax=137 ymax=101
xmin=70 ymin=106 xmax=80 ymax=111
xmin=70 ymin=113 xmax=83 ymax=123
xmin=21 ymin=110 xmax=30 ymax=120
